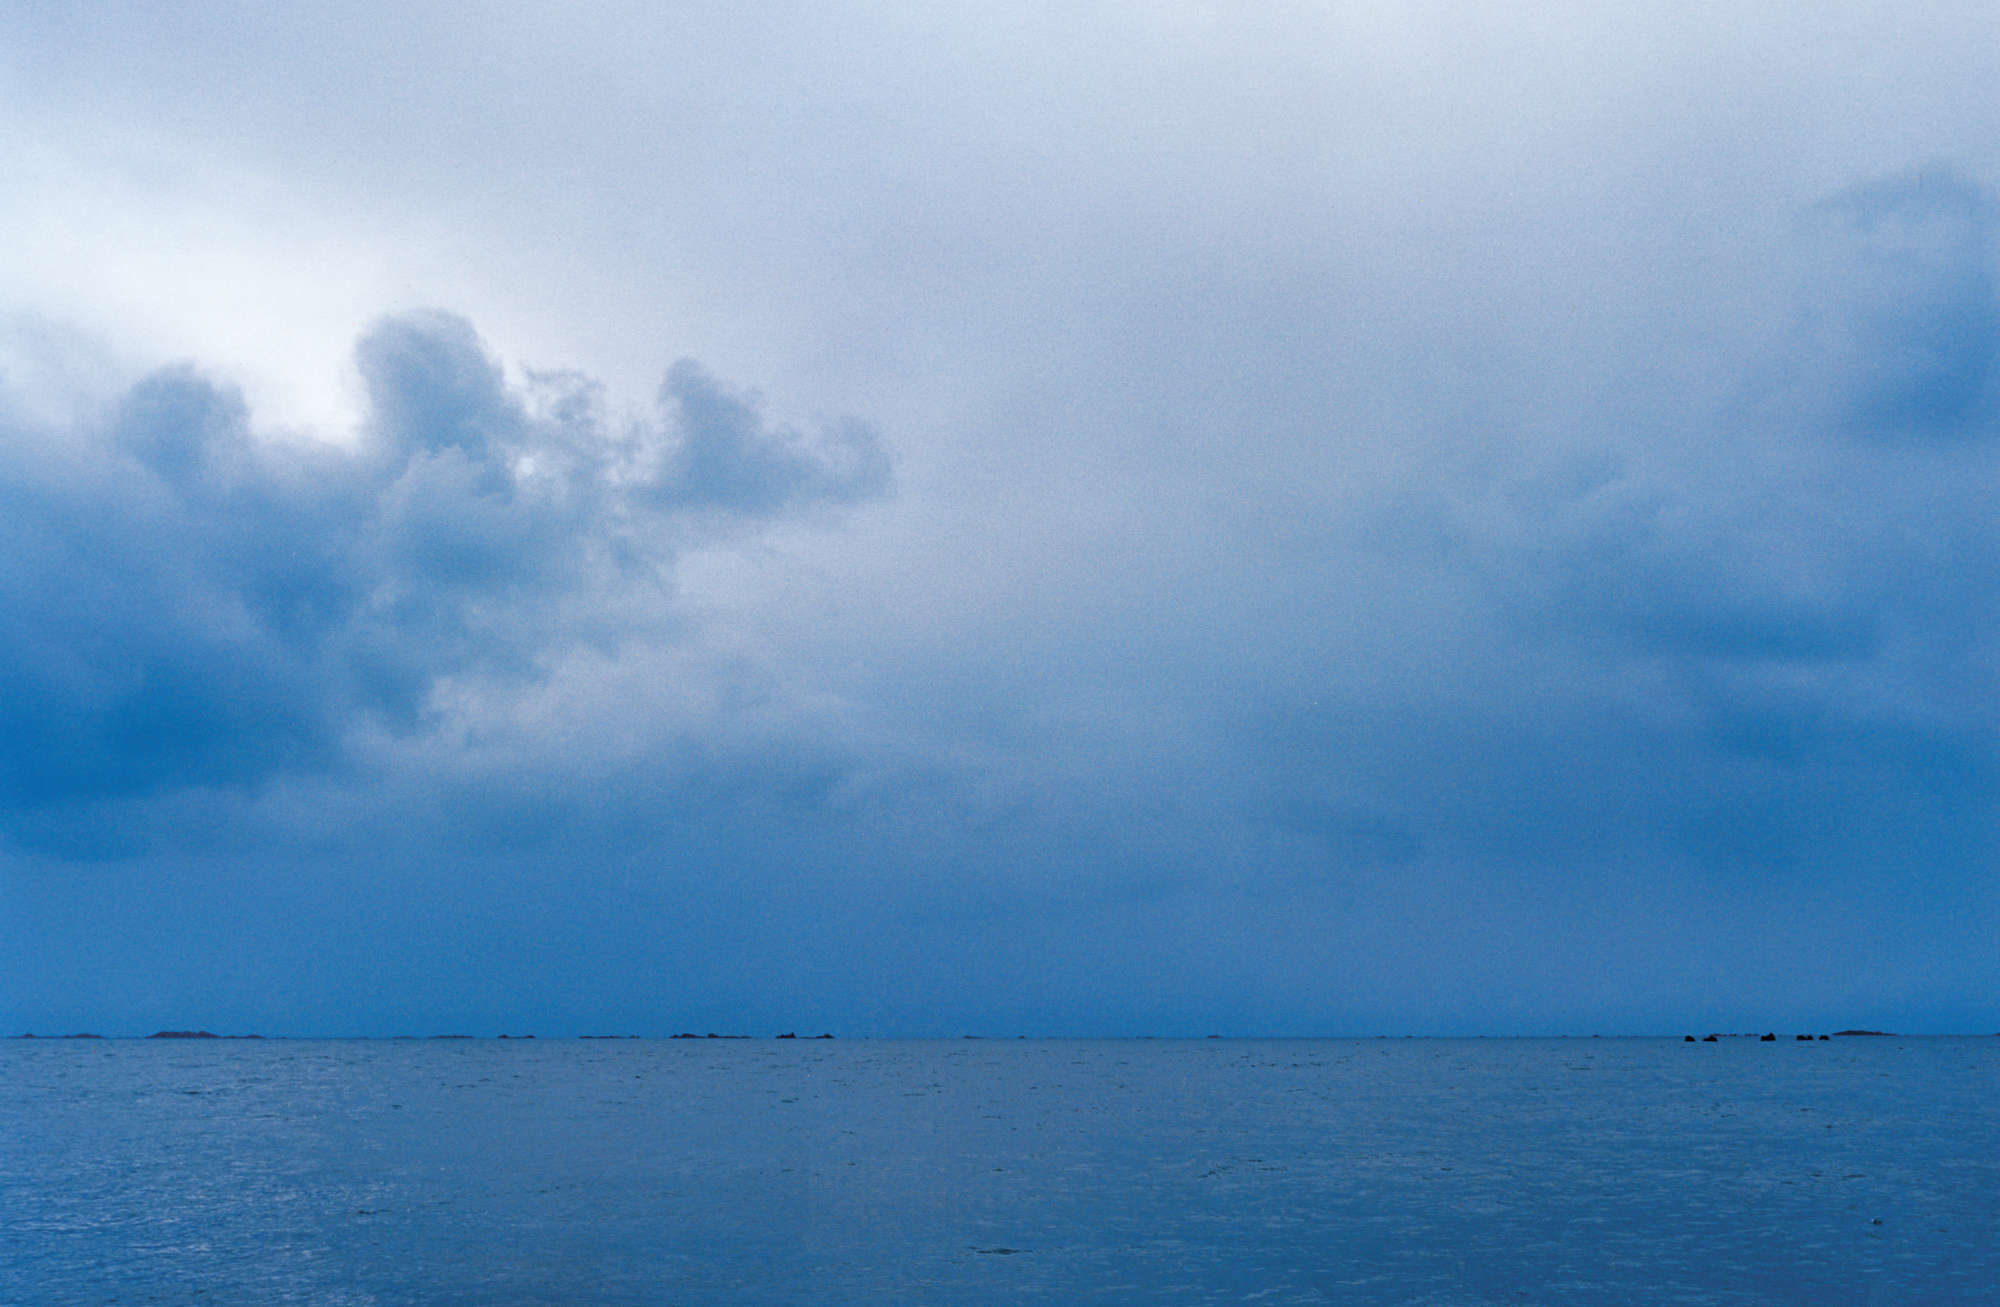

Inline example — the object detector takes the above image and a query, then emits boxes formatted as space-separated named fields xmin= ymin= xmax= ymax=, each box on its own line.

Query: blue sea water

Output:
xmin=2 ymin=1036 xmax=1994 ymax=1305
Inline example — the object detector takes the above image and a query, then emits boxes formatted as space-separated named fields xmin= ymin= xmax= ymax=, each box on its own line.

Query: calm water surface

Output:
xmin=3 ymin=1037 xmax=1994 ymax=1304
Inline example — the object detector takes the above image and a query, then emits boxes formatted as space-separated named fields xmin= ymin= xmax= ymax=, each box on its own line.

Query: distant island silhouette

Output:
xmin=13 ymin=1032 xmax=103 ymax=1039
xmin=11 ymin=1028 xmax=1963 ymax=1041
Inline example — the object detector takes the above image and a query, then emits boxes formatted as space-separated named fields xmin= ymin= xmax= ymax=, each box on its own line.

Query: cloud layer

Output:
xmin=1 ymin=5 xmax=1995 ymax=1036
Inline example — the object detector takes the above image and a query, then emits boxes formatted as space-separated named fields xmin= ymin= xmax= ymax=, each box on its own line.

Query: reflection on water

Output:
xmin=4 ymin=1037 xmax=1995 ymax=1304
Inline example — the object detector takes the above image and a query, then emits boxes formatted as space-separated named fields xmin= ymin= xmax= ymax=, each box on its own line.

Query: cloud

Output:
xmin=5 ymin=0 xmax=1999 ymax=1036
xmin=1268 ymin=169 xmax=2000 ymax=893
xmin=654 ymin=360 xmax=891 ymax=514
xmin=0 ymin=311 xmax=889 ymax=828
xmin=1781 ymin=167 xmax=2000 ymax=440
xmin=1412 ymin=177 xmax=2000 ymax=688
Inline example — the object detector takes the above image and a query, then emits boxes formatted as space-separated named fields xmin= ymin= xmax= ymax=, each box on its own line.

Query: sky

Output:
xmin=1 ymin=2 xmax=1994 ymax=1037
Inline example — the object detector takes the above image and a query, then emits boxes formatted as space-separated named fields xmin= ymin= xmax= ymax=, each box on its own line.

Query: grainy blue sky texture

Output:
xmin=2 ymin=3 xmax=1994 ymax=1035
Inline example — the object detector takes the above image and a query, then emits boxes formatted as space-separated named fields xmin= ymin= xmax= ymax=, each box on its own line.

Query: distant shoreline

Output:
xmin=13 ymin=1029 xmax=1995 ymax=1042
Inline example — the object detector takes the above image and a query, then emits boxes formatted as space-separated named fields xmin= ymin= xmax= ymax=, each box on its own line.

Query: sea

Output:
xmin=2 ymin=1036 xmax=1994 ymax=1305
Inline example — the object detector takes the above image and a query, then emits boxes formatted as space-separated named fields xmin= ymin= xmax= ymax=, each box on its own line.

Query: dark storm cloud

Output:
xmin=0 ymin=312 xmax=889 ymax=823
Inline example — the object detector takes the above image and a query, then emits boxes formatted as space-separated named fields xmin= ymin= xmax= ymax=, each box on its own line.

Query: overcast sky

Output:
xmin=3 ymin=2 xmax=1994 ymax=1036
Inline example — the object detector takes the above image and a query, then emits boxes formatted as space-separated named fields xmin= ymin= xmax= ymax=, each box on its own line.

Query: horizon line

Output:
xmin=14 ymin=1029 xmax=1985 ymax=1042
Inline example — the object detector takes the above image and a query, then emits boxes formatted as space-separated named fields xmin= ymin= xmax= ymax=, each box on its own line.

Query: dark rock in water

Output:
xmin=815 ymin=1033 xmax=834 ymax=1039
xmin=1684 ymin=1035 xmax=1696 ymax=1042
xmin=1703 ymin=1034 xmax=1718 ymax=1041
xmin=149 ymin=1030 xmax=218 ymax=1039
xmin=671 ymin=1032 xmax=699 ymax=1039
xmin=1819 ymin=1034 xmax=1830 ymax=1040
xmin=1760 ymin=1033 xmax=1777 ymax=1041
xmin=1833 ymin=1029 xmax=1894 ymax=1037
xmin=1797 ymin=1034 xmax=1814 ymax=1040
xmin=776 ymin=1032 xmax=797 ymax=1039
